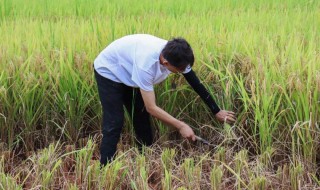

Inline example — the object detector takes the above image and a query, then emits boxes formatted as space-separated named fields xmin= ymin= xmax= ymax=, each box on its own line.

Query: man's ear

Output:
xmin=163 ymin=60 xmax=169 ymax=66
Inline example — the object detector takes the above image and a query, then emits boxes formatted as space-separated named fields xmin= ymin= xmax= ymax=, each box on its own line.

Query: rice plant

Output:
xmin=210 ymin=164 xmax=223 ymax=190
xmin=0 ymin=156 xmax=22 ymax=190
xmin=0 ymin=0 xmax=319 ymax=189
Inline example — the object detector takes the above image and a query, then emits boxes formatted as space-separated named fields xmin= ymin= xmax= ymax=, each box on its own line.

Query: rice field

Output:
xmin=0 ymin=0 xmax=319 ymax=189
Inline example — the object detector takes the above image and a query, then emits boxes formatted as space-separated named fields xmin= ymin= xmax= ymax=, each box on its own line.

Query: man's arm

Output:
xmin=183 ymin=69 xmax=236 ymax=124
xmin=140 ymin=89 xmax=196 ymax=141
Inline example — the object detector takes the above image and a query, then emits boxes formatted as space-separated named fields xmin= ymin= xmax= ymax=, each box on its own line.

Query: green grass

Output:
xmin=0 ymin=0 xmax=319 ymax=188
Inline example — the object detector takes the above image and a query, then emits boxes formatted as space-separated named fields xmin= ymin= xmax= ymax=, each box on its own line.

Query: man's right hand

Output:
xmin=178 ymin=122 xmax=196 ymax=141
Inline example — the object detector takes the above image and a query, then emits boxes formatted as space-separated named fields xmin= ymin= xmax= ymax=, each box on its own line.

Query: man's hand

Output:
xmin=215 ymin=110 xmax=236 ymax=124
xmin=178 ymin=122 xmax=196 ymax=141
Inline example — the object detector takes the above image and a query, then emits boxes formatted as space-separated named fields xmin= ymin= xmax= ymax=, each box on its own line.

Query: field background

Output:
xmin=0 ymin=0 xmax=319 ymax=189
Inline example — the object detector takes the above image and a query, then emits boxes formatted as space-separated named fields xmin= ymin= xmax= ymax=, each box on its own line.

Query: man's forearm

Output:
xmin=147 ymin=106 xmax=183 ymax=130
xmin=140 ymin=89 xmax=186 ymax=130
xmin=183 ymin=69 xmax=220 ymax=114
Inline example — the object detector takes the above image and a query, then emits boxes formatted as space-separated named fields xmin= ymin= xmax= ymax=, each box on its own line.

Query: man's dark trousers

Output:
xmin=94 ymin=69 xmax=153 ymax=166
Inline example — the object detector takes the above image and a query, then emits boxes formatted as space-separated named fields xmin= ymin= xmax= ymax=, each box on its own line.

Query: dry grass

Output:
xmin=1 ymin=129 xmax=319 ymax=189
xmin=0 ymin=0 xmax=320 ymax=189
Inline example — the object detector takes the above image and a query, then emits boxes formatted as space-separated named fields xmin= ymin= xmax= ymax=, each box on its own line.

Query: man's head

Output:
xmin=161 ymin=38 xmax=194 ymax=73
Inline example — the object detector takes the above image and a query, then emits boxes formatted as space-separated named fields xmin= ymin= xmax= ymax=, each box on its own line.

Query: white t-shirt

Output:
xmin=94 ymin=34 xmax=191 ymax=91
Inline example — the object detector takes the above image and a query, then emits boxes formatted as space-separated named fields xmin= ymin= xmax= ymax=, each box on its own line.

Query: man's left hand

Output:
xmin=215 ymin=110 xmax=236 ymax=124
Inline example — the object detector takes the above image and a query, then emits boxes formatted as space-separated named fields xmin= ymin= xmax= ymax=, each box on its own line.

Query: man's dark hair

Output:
xmin=161 ymin=37 xmax=194 ymax=70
